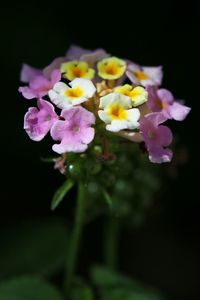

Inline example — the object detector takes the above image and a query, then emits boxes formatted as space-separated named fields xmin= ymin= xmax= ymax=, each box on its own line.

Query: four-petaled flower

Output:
xmin=19 ymin=70 xmax=61 ymax=99
xmin=97 ymin=57 xmax=126 ymax=80
xmin=114 ymin=84 xmax=148 ymax=107
xmin=147 ymin=86 xmax=191 ymax=121
xmin=61 ymin=61 xmax=95 ymax=81
xmin=126 ymin=62 xmax=163 ymax=87
xmin=51 ymin=106 xmax=95 ymax=154
xmin=24 ymin=98 xmax=58 ymax=141
xmin=48 ymin=78 xmax=96 ymax=109
xmin=140 ymin=112 xmax=173 ymax=163
xmin=98 ymin=93 xmax=140 ymax=132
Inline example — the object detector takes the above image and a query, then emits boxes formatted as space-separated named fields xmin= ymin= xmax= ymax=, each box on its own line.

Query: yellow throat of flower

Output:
xmin=61 ymin=61 xmax=95 ymax=81
xmin=134 ymin=70 xmax=149 ymax=80
xmin=65 ymin=87 xmax=84 ymax=99
xmin=106 ymin=103 xmax=128 ymax=120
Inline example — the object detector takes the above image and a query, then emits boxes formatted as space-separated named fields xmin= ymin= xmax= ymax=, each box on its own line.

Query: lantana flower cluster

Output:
xmin=19 ymin=45 xmax=190 ymax=163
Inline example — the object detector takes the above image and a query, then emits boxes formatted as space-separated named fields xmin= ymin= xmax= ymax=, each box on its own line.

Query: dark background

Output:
xmin=0 ymin=1 xmax=199 ymax=299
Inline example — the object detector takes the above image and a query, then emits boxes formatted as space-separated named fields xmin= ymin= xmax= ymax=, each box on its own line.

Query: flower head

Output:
xmin=126 ymin=63 xmax=163 ymax=87
xmin=114 ymin=84 xmax=148 ymax=107
xmin=61 ymin=61 xmax=95 ymax=81
xmin=51 ymin=106 xmax=95 ymax=154
xmin=19 ymin=70 xmax=61 ymax=100
xmin=147 ymin=87 xmax=191 ymax=121
xmin=24 ymin=99 xmax=58 ymax=141
xmin=140 ymin=112 xmax=173 ymax=163
xmin=48 ymin=78 xmax=96 ymax=109
xmin=98 ymin=93 xmax=140 ymax=132
xmin=97 ymin=57 xmax=126 ymax=80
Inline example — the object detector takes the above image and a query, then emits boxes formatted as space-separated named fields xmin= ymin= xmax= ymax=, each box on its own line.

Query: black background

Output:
xmin=0 ymin=1 xmax=199 ymax=299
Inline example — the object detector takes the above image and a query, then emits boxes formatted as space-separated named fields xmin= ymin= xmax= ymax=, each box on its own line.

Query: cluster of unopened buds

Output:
xmin=19 ymin=45 xmax=191 ymax=164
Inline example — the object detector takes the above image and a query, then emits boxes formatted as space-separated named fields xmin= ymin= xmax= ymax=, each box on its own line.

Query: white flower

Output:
xmin=98 ymin=93 xmax=140 ymax=132
xmin=48 ymin=78 xmax=96 ymax=109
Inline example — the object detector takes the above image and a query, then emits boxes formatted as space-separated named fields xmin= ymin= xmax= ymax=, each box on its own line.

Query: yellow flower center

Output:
xmin=106 ymin=104 xmax=128 ymax=120
xmin=72 ymin=67 xmax=85 ymax=78
xmin=134 ymin=70 xmax=149 ymax=80
xmin=65 ymin=87 xmax=84 ymax=99
xmin=104 ymin=65 xmax=118 ymax=76
xmin=98 ymin=57 xmax=126 ymax=80
xmin=61 ymin=61 xmax=95 ymax=81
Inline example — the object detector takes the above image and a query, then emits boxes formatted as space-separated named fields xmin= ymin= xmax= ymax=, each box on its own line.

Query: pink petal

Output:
xmin=20 ymin=64 xmax=42 ymax=83
xmin=149 ymin=147 xmax=173 ymax=163
xmin=18 ymin=86 xmax=37 ymax=99
xmin=168 ymin=102 xmax=191 ymax=121
xmin=50 ymin=69 xmax=61 ymax=84
xmin=157 ymin=89 xmax=174 ymax=104
xmin=81 ymin=127 xmax=95 ymax=144
xmin=157 ymin=125 xmax=173 ymax=147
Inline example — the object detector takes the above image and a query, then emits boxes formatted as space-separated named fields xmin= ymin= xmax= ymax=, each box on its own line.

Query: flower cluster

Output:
xmin=19 ymin=45 xmax=190 ymax=163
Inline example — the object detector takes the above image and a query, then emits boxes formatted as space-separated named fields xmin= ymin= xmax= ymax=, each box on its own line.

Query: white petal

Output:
xmin=69 ymin=97 xmax=87 ymax=105
xmin=99 ymin=93 xmax=117 ymax=109
xmin=53 ymin=81 xmax=68 ymax=93
xmin=106 ymin=120 xmax=128 ymax=132
xmin=48 ymin=89 xmax=58 ymax=101
xmin=126 ymin=120 xmax=140 ymax=130
xmin=127 ymin=108 xmax=140 ymax=122
xmin=70 ymin=78 xmax=96 ymax=98
xmin=50 ymin=95 xmax=72 ymax=109
xmin=98 ymin=110 xmax=112 ymax=123
xmin=100 ymin=93 xmax=131 ymax=109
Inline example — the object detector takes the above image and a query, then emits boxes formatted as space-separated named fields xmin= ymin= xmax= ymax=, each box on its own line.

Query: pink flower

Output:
xmin=140 ymin=112 xmax=173 ymax=163
xmin=19 ymin=69 xmax=61 ymax=100
xmin=147 ymin=87 xmax=191 ymax=121
xmin=51 ymin=106 xmax=95 ymax=154
xmin=24 ymin=99 xmax=58 ymax=141
xmin=126 ymin=62 xmax=163 ymax=87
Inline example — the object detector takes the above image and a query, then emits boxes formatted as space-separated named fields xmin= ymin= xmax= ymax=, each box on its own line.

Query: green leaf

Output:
xmin=0 ymin=218 xmax=68 ymax=280
xmin=90 ymin=266 xmax=133 ymax=288
xmin=91 ymin=266 xmax=166 ymax=300
xmin=102 ymin=288 xmax=164 ymax=300
xmin=51 ymin=179 xmax=74 ymax=210
xmin=0 ymin=276 xmax=64 ymax=300
xmin=70 ymin=278 xmax=94 ymax=300
xmin=102 ymin=189 xmax=112 ymax=209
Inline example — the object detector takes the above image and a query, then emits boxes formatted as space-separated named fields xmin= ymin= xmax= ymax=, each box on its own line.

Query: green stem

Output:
xmin=64 ymin=181 xmax=86 ymax=296
xmin=104 ymin=215 xmax=120 ymax=270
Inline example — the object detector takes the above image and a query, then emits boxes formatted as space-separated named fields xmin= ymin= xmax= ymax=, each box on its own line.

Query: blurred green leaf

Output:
xmin=70 ymin=278 xmax=94 ymax=300
xmin=0 ymin=218 xmax=68 ymax=280
xmin=90 ymin=265 xmax=133 ymax=288
xmin=51 ymin=179 xmax=74 ymax=210
xmin=0 ymin=276 xmax=63 ymax=300
xmin=102 ymin=288 xmax=164 ymax=300
xmin=91 ymin=266 xmax=165 ymax=300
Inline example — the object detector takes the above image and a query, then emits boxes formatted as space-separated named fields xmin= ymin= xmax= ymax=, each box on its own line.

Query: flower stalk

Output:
xmin=64 ymin=181 xmax=86 ymax=296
